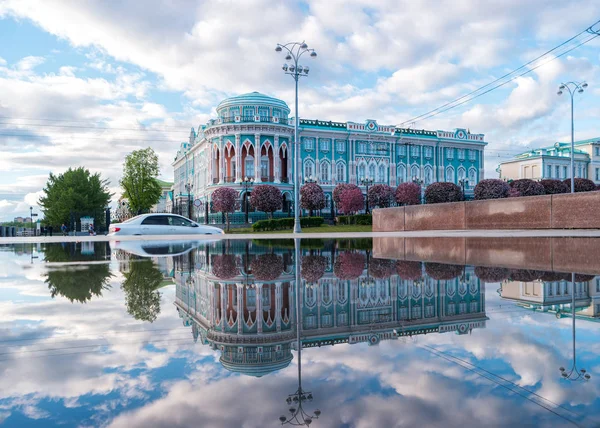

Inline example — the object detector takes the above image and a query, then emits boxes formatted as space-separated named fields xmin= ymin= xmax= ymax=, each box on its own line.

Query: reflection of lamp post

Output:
xmin=559 ymin=272 xmax=591 ymax=382
xmin=240 ymin=177 xmax=254 ymax=224
xmin=412 ymin=176 xmax=424 ymax=203
xmin=557 ymin=82 xmax=588 ymax=193
xmin=360 ymin=177 xmax=374 ymax=213
xmin=280 ymin=238 xmax=321 ymax=426
xmin=185 ymin=183 xmax=193 ymax=219
xmin=276 ymin=41 xmax=318 ymax=234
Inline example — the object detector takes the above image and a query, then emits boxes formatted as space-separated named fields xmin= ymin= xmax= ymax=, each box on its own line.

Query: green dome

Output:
xmin=217 ymin=91 xmax=290 ymax=114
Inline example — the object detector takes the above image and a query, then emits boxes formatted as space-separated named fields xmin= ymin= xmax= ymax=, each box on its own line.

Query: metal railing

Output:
xmin=224 ymin=176 xmax=236 ymax=183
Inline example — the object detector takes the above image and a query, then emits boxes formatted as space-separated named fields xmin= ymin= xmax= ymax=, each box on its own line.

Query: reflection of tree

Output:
xmin=369 ymin=258 xmax=395 ymax=279
xmin=509 ymin=269 xmax=543 ymax=282
xmin=301 ymin=255 xmax=327 ymax=283
xmin=475 ymin=266 xmax=510 ymax=282
xmin=121 ymin=259 xmax=164 ymax=322
xmin=46 ymin=264 xmax=113 ymax=303
xmin=424 ymin=262 xmax=464 ymax=280
xmin=251 ymin=254 xmax=284 ymax=281
xmin=43 ymin=242 xmax=111 ymax=262
xmin=212 ymin=254 xmax=239 ymax=279
xmin=395 ymin=261 xmax=422 ymax=280
xmin=333 ymin=252 xmax=365 ymax=280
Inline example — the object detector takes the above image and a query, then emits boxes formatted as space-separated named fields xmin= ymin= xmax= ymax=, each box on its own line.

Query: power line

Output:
xmin=0 ymin=121 xmax=191 ymax=134
xmin=399 ymin=20 xmax=600 ymax=126
xmin=0 ymin=115 xmax=195 ymax=130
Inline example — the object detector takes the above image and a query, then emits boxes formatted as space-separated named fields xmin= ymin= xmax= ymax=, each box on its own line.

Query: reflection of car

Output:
xmin=111 ymin=240 xmax=206 ymax=257
xmin=108 ymin=214 xmax=224 ymax=236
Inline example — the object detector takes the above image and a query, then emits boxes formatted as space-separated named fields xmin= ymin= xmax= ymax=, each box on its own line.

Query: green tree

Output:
xmin=121 ymin=259 xmax=164 ymax=322
xmin=120 ymin=148 xmax=162 ymax=215
xmin=46 ymin=264 xmax=113 ymax=303
xmin=39 ymin=167 xmax=112 ymax=228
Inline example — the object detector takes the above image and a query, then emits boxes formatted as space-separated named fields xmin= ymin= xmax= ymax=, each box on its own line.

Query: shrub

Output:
xmin=474 ymin=179 xmax=510 ymax=200
xmin=574 ymin=273 xmax=596 ymax=282
xmin=425 ymin=262 xmax=464 ymax=280
xmin=508 ymin=188 xmax=521 ymax=198
xmin=338 ymin=186 xmax=364 ymax=214
xmin=540 ymin=271 xmax=570 ymax=282
xmin=250 ymin=253 xmax=283 ymax=281
xmin=395 ymin=261 xmax=422 ymax=280
xmin=212 ymin=254 xmax=239 ymax=279
xmin=300 ymin=183 xmax=326 ymax=216
xmin=563 ymin=178 xmax=596 ymax=193
xmin=369 ymin=258 xmax=395 ymax=279
xmin=508 ymin=179 xmax=545 ymax=197
xmin=333 ymin=252 xmax=365 ymax=280
xmin=333 ymin=183 xmax=358 ymax=205
xmin=336 ymin=214 xmax=372 ymax=225
xmin=250 ymin=185 xmax=282 ymax=218
xmin=301 ymin=255 xmax=328 ymax=283
xmin=474 ymin=266 xmax=510 ymax=282
xmin=424 ymin=182 xmax=463 ymax=204
xmin=212 ymin=187 xmax=238 ymax=231
xmin=540 ymin=179 xmax=569 ymax=195
xmin=252 ymin=217 xmax=323 ymax=232
xmin=509 ymin=269 xmax=543 ymax=282
xmin=395 ymin=182 xmax=421 ymax=205
xmin=368 ymin=184 xmax=394 ymax=208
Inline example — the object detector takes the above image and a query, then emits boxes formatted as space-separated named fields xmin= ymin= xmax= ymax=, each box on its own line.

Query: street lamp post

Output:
xmin=360 ymin=177 xmax=374 ymax=213
xmin=276 ymin=41 xmax=318 ymax=234
xmin=557 ymin=82 xmax=588 ymax=193
xmin=458 ymin=178 xmax=469 ymax=199
xmin=240 ymin=177 xmax=254 ymax=224
xmin=184 ymin=183 xmax=193 ymax=219
xmin=412 ymin=176 xmax=424 ymax=203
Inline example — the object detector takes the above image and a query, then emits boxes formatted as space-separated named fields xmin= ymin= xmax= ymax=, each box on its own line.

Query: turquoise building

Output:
xmin=173 ymin=92 xmax=487 ymax=222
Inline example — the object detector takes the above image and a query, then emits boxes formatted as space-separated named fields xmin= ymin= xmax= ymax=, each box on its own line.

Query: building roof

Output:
xmin=156 ymin=179 xmax=173 ymax=188
xmin=499 ymin=137 xmax=598 ymax=165
xmin=216 ymin=91 xmax=290 ymax=112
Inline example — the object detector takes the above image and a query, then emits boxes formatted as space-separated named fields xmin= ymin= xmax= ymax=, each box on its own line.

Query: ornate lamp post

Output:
xmin=557 ymin=82 xmax=587 ymax=193
xmin=240 ymin=176 xmax=254 ymax=224
xmin=412 ymin=176 xmax=424 ymax=204
xmin=276 ymin=41 xmax=318 ymax=234
xmin=458 ymin=178 xmax=469 ymax=199
xmin=184 ymin=183 xmax=193 ymax=219
xmin=304 ymin=176 xmax=317 ymax=184
xmin=360 ymin=177 xmax=374 ymax=213
xmin=559 ymin=272 xmax=592 ymax=382
xmin=280 ymin=238 xmax=321 ymax=426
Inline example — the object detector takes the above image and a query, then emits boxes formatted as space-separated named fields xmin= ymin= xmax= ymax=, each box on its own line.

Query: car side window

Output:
xmin=169 ymin=216 xmax=193 ymax=227
xmin=141 ymin=216 xmax=169 ymax=225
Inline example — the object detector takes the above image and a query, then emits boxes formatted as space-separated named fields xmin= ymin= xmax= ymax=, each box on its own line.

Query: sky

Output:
xmin=0 ymin=0 xmax=599 ymax=220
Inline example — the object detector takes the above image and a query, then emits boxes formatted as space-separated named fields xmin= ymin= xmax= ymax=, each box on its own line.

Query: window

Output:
xmin=397 ymin=164 xmax=406 ymax=183
xmin=410 ymin=165 xmax=419 ymax=180
xmin=141 ymin=215 xmax=169 ymax=225
xmin=596 ymin=147 xmax=600 ymax=156
xmin=457 ymin=149 xmax=465 ymax=160
xmin=424 ymin=146 xmax=432 ymax=158
xmin=468 ymin=168 xmax=477 ymax=187
xmin=563 ymin=166 xmax=568 ymax=178
xmin=246 ymin=288 xmax=256 ymax=308
xmin=243 ymin=107 xmax=254 ymax=118
xmin=469 ymin=150 xmax=477 ymax=161
xmin=319 ymin=139 xmax=330 ymax=152
xmin=358 ymin=142 xmax=367 ymax=153
xmin=169 ymin=216 xmax=194 ymax=227
xmin=547 ymin=165 xmax=552 ymax=178
xmin=304 ymin=160 xmax=315 ymax=181
xmin=261 ymin=157 xmax=269 ymax=178
xmin=412 ymin=306 xmax=422 ymax=319
xmin=245 ymin=157 xmax=255 ymax=178
xmin=457 ymin=167 xmax=466 ymax=183
xmin=378 ymin=163 xmax=386 ymax=182
xmin=358 ymin=163 xmax=366 ymax=179
xmin=555 ymin=165 xmax=560 ymax=179
xmin=304 ymin=314 xmax=316 ymax=329
xmin=320 ymin=161 xmax=330 ymax=182
xmin=397 ymin=145 xmax=406 ymax=156
xmin=596 ymin=168 xmax=600 ymax=181
xmin=470 ymin=301 xmax=478 ymax=313
xmin=337 ymin=312 xmax=348 ymax=326
xmin=369 ymin=164 xmax=376 ymax=181
xmin=445 ymin=166 xmax=454 ymax=182
xmin=411 ymin=145 xmax=419 ymax=157
xmin=321 ymin=313 xmax=332 ymax=327
xmin=304 ymin=138 xmax=314 ymax=151
xmin=446 ymin=148 xmax=454 ymax=160
xmin=336 ymin=140 xmax=346 ymax=153
xmin=424 ymin=166 xmax=433 ymax=185
xmin=336 ymin=162 xmax=345 ymax=182
xmin=258 ymin=108 xmax=269 ymax=119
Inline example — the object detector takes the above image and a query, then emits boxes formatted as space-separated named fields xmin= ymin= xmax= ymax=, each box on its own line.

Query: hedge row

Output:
xmin=474 ymin=178 xmax=598 ymax=200
xmin=336 ymin=214 xmax=372 ymax=225
xmin=252 ymin=216 xmax=324 ymax=231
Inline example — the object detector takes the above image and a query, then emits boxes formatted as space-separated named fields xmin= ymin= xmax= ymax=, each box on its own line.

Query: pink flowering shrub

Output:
xmin=369 ymin=258 xmax=395 ymax=279
xmin=367 ymin=184 xmax=394 ymax=208
xmin=338 ymin=187 xmax=364 ymax=214
xmin=424 ymin=182 xmax=463 ymax=204
xmin=212 ymin=187 xmax=238 ymax=231
xmin=250 ymin=185 xmax=282 ymax=218
xmin=300 ymin=183 xmax=326 ymax=216
xmin=395 ymin=182 xmax=421 ymax=205
xmin=212 ymin=254 xmax=239 ymax=279
xmin=540 ymin=179 xmax=569 ymax=194
xmin=251 ymin=253 xmax=284 ymax=281
xmin=474 ymin=266 xmax=509 ymax=282
xmin=425 ymin=262 xmax=464 ymax=280
xmin=301 ymin=255 xmax=328 ymax=283
xmin=509 ymin=179 xmax=545 ymax=197
xmin=563 ymin=178 xmax=596 ymax=192
xmin=333 ymin=252 xmax=365 ymax=280
xmin=396 ymin=261 xmax=422 ymax=280
xmin=474 ymin=179 xmax=510 ymax=200
xmin=508 ymin=187 xmax=521 ymax=198
xmin=333 ymin=183 xmax=358 ymax=205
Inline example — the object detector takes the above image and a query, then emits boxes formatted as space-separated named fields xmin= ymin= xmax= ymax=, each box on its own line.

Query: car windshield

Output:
xmin=122 ymin=215 xmax=142 ymax=224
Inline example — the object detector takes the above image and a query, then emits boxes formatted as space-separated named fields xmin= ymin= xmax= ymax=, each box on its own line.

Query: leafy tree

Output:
xmin=333 ymin=183 xmax=357 ymax=206
xmin=509 ymin=179 xmax=545 ymax=197
xmin=367 ymin=184 xmax=394 ymax=208
xmin=46 ymin=265 xmax=113 ymax=303
xmin=300 ymin=183 xmax=326 ymax=216
xmin=121 ymin=259 xmax=164 ymax=322
xmin=39 ymin=167 xmax=112 ymax=228
xmin=395 ymin=183 xmax=421 ymax=205
xmin=250 ymin=185 xmax=282 ymax=218
xmin=424 ymin=182 xmax=463 ymax=204
xmin=473 ymin=179 xmax=510 ymax=200
xmin=120 ymin=147 xmax=162 ymax=215
xmin=212 ymin=187 xmax=238 ymax=231
xmin=337 ymin=186 xmax=364 ymax=214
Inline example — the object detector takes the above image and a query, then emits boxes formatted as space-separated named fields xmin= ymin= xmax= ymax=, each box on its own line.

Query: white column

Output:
xmin=235 ymin=134 xmax=241 ymax=182
xmin=256 ymin=283 xmax=263 ymax=334
xmin=255 ymin=133 xmax=261 ymax=182
xmin=220 ymin=284 xmax=226 ymax=329
xmin=237 ymin=283 xmax=243 ymax=334
xmin=479 ymin=149 xmax=484 ymax=181
xmin=276 ymin=282 xmax=282 ymax=332
xmin=219 ymin=137 xmax=225 ymax=183
xmin=274 ymin=135 xmax=281 ymax=183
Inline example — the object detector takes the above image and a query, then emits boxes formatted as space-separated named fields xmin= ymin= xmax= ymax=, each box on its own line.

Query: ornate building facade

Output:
xmin=173 ymin=92 xmax=487 ymax=221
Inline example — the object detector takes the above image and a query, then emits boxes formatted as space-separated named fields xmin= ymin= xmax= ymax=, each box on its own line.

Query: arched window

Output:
xmin=457 ymin=167 xmax=466 ymax=183
xmin=424 ymin=165 xmax=433 ymax=185
xmin=304 ymin=159 xmax=315 ymax=181
xmin=445 ymin=166 xmax=455 ymax=182
xmin=336 ymin=162 xmax=345 ymax=182
xmin=397 ymin=164 xmax=406 ymax=183
xmin=369 ymin=164 xmax=376 ymax=181
xmin=378 ymin=163 xmax=386 ymax=183
xmin=468 ymin=168 xmax=477 ymax=187
xmin=358 ymin=163 xmax=366 ymax=180
xmin=320 ymin=161 xmax=330 ymax=182
xmin=410 ymin=165 xmax=419 ymax=180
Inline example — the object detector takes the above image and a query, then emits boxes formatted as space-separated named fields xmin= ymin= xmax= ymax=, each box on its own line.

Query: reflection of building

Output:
xmin=500 ymin=277 xmax=600 ymax=319
xmin=174 ymin=242 xmax=487 ymax=377
xmin=172 ymin=92 xmax=487 ymax=222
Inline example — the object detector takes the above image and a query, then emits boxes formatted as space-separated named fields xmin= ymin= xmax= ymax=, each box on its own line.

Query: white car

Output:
xmin=108 ymin=214 xmax=224 ymax=236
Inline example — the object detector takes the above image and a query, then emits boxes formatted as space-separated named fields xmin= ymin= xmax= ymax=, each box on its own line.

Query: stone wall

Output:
xmin=373 ymin=191 xmax=600 ymax=231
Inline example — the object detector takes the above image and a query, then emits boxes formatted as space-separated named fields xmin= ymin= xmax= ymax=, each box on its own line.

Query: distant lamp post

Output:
xmin=276 ymin=41 xmax=318 ymax=234
xmin=557 ymin=81 xmax=587 ymax=193
xmin=240 ymin=177 xmax=254 ymax=224
xmin=458 ymin=178 xmax=469 ymax=199
xmin=304 ymin=176 xmax=317 ymax=184
xmin=559 ymin=272 xmax=592 ymax=382
xmin=412 ymin=176 xmax=424 ymax=203
xmin=360 ymin=177 xmax=374 ymax=213
xmin=185 ymin=183 xmax=193 ymax=219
